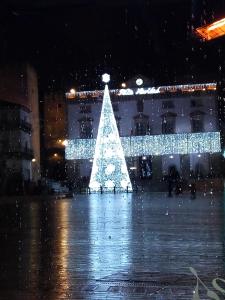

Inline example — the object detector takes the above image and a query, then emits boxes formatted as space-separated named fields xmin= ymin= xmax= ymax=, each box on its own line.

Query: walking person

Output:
xmin=167 ymin=166 xmax=180 ymax=197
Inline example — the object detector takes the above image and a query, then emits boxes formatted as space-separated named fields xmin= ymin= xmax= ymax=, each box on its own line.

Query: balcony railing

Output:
xmin=0 ymin=119 xmax=32 ymax=133
xmin=19 ymin=120 xmax=32 ymax=132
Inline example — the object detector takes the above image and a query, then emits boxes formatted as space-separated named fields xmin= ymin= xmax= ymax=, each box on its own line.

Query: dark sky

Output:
xmin=0 ymin=0 xmax=225 ymax=92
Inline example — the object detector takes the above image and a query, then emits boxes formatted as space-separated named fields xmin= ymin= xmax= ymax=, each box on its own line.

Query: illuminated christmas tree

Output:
xmin=89 ymin=74 xmax=132 ymax=192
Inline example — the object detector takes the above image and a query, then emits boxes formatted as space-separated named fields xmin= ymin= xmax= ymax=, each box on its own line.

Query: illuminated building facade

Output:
xmin=66 ymin=77 xmax=221 ymax=189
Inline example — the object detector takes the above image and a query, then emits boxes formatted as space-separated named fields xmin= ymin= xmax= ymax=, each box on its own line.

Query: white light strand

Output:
xmin=66 ymin=82 xmax=217 ymax=99
xmin=65 ymin=132 xmax=221 ymax=160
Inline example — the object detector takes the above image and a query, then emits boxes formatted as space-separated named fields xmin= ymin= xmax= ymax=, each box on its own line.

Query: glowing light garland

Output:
xmin=88 ymin=82 xmax=132 ymax=193
xmin=65 ymin=132 xmax=221 ymax=160
xmin=66 ymin=82 xmax=216 ymax=99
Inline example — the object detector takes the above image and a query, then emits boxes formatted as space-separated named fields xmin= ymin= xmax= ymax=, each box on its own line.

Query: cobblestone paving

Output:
xmin=0 ymin=192 xmax=224 ymax=299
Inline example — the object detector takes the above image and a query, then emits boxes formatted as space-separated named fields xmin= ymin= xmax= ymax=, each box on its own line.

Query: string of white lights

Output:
xmin=66 ymin=82 xmax=217 ymax=99
xmin=65 ymin=131 xmax=221 ymax=160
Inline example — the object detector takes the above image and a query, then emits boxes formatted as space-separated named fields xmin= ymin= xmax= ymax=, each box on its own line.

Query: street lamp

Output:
xmin=102 ymin=73 xmax=110 ymax=83
xmin=136 ymin=78 xmax=143 ymax=86
xmin=70 ymin=88 xmax=76 ymax=94
xmin=62 ymin=140 xmax=68 ymax=146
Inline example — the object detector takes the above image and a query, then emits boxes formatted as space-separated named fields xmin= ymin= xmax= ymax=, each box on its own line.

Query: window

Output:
xmin=137 ymin=99 xmax=144 ymax=113
xmin=162 ymin=100 xmax=174 ymax=109
xmin=136 ymin=122 xmax=146 ymax=135
xmin=133 ymin=113 xmax=149 ymax=136
xmin=79 ymin=117 xmax=93 ymax=138
xmin=80 ymin=105 xmax=91 ymax=114
xmin=161 ymin=112 xmax=176 ymax=134
xmin=191 ymin=99 xmax=203 ymax=107
xmin=190 ymin=111 xmax=204 ymax=132
xmin=139 ymin=156 xmax=152 ymax=178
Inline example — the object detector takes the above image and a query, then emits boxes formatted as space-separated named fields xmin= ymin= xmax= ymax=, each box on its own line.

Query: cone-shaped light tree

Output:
xmin=89 ymin=74 xmax=132 ymax=192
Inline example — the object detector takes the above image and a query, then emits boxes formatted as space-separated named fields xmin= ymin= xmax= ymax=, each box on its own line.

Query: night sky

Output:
xmin=0 ymin=0 xmax=225 ymax=92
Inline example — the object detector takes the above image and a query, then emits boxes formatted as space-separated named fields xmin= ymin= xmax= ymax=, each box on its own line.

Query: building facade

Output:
xmin=0 ymin=101 xmax=33 ymax=192
xmin=66 ymin=78 xmax=221 ymax=189
xmin=43 ymin=92 xmax=67 ymax=181
xmin=0 ymin=64 xmax=40 ymax=194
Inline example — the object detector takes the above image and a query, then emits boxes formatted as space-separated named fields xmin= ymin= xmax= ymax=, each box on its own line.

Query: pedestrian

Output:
xmin=167 ymin=166 xmax=180 ymax=197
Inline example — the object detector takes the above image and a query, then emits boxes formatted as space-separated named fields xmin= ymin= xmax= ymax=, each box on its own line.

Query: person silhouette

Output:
xmin=167 ymin=166 xmax=179 ymax=197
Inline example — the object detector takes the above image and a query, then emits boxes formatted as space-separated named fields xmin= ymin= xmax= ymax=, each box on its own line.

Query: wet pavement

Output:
xmin=0 ymin=192 xmax=224 ymax=299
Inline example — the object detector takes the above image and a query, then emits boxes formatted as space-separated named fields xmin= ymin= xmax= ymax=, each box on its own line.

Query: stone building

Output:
xmin=0 ymin=64 xmax=40 ymax=194
xmin=65 ymin=77 xmax=221 ymax=188
xmin=43 ymin=92 xmax=67 ymax=181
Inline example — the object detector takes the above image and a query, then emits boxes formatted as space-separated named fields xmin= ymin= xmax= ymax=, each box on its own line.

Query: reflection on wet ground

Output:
xmin=0 ymin=192 xmax=224 ymax=299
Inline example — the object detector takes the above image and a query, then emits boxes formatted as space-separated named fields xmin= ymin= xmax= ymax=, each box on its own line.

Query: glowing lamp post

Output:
xmin=102 ymin=73 xmax=110 ymax=83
